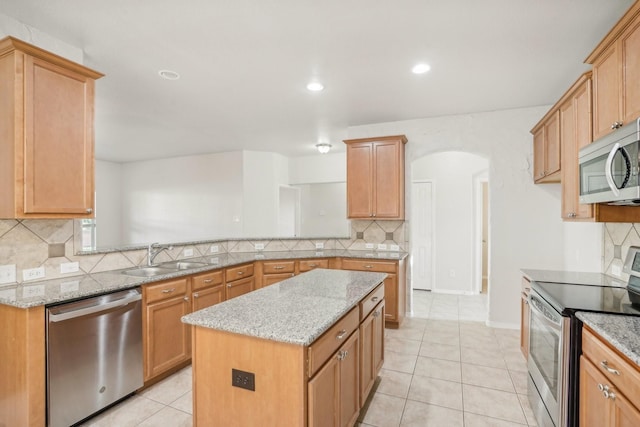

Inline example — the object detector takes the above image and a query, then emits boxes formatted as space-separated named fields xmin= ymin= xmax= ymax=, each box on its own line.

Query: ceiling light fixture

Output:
xmin=411 ymin=63 xmax=431 ymax=74
xmin=315 ymin=143 xmax=332 ymax=154
xmin=306 ymin=82 xmax=324 ymax=92
xmin=159 ymin=70 xmax=180 ymax=80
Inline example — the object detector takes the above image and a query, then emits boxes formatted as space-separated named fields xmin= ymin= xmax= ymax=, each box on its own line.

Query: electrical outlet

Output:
xmin=210 ymin=245 xmax=219 ymax=253
xmin=612 ymin=264 xmax=622 ymax=277
xmin=365 ymin=243 xmax=374 ymax=249
xmin=0 ymin=264 xmax=17 ymax=284
xmin=22 ymin=266 xmax=45 ymax=281
xmin=315 ymin=242 xmax=324 ymax=250
xmin=60 ymin=280 xmax=80 ymax=293
xmin=255 ymin=243 xmax=265 ymax=251
xmin=232 ymin=369 xmax=255 ymax=391
xmin=184 ymin=248 xmax=194 ymax=257
xmin=377 ymin=244 xmax=387 ymax=251
xmin=449 ymin=269 xmax=456 ymax=278
xmin=23 ymin=285 xmax=45 ymax=297
xmin=390 ymin=244 xmax=400 ymax=252
xmin=60 ymin=262 xmax=79 ymax=274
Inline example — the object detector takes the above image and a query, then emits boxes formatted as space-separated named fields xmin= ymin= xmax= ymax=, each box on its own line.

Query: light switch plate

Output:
xmin=22 ymin=266 xmax=45 ymax=281
xmin=184 ymin=248 xmax=194 ymax=257
xmin=315 ymin=242 xmax=324 ymax=250
xmin=60 ymin=262 xmax=79 ymax=274
xmin=0 ymin=264 xmax=17 ymax=284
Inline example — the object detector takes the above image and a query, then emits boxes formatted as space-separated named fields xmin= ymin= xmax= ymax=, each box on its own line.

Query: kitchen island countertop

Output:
xmin=182 ymin=268 xmax=387 ymax=345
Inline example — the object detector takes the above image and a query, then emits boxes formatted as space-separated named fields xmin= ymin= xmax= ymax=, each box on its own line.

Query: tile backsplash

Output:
xmin=603 ymin=223 xmax=640 ymax=280
xmin=0 ymin=219 xmax=407 ymax=284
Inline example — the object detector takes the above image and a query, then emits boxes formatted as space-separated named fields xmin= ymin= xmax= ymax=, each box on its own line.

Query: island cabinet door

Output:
xmin=359 ymin=301 xmax=385 ymax=403
xmin=339 ymin=332 xmax=360 ymax=427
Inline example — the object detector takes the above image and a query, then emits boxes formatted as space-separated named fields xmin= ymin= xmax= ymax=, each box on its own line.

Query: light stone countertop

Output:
xmin=182 ymin=268 xmax=387 ymax=346
xmin=0 ymin=249 xmax=406 ymax=308
xmin=521 ymin=269 xmax=626 ymax=288
xmin=577 ymin=312 xmax=640 ymax=367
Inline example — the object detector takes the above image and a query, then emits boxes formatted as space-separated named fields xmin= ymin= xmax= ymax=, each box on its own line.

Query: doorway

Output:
xmin=411 ymin=181 xmax=434 ymax=291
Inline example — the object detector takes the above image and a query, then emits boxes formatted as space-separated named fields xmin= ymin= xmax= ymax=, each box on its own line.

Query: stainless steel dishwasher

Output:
xmin=46 ymin=287 xmax=143 ymax=427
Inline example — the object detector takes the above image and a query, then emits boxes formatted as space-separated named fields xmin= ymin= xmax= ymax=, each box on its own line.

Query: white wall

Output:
xmin=289 ymin=152 xmax=346 ymax=184
xmin=563 ymin=222 xmax=603 ymax=272
xmin=119 ymin=152 xmax=244 ymax=244
xmin=412 ymin=152 xmax=489 ymax=293
xmin=297 ymin=183 xmax=350 ymax=237
xmin=242 ymin=151 xmax=290 ymax=237
xmin=348 ymin=106 xmax=570 ymax=327
xmin=0 ymin=13 xmax=83 ymax=63
xmin=95 ymin=160 xmax=123 ymax=247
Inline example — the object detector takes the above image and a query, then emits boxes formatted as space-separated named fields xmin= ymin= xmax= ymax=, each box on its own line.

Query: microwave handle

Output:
xmin=605 ymin=142 xmax=621 ymax=197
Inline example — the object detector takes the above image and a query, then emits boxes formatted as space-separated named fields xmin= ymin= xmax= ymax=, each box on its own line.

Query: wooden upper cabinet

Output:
xmin=586 ymin=1 xmax=640 ymax=140
xmin=344 ymin=135 xmax=407 ymax=220
xmin=0 ymin=36 xmax=103 ymax=219
xmin=531 ymin=110 xmax=561 ymax=183
xmin=560 ymin=73 xmax=594 ymax=221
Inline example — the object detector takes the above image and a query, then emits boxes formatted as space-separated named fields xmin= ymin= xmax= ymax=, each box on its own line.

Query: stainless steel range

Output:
xmin=527 ymin=260 xmax=640 ymax=427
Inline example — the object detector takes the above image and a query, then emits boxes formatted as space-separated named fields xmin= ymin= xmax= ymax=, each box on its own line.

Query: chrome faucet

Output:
xmin=147 ymin=242 xmax=173 ymax=266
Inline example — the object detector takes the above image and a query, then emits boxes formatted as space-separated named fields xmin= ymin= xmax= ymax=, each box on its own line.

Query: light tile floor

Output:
xmin=82 ymin=290 xmax=535 ymax=427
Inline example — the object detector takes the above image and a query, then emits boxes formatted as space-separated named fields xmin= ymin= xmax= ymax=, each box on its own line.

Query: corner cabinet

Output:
xmin=344 ymin=135 xmax=407 ymax=220
xmin=0 ymin=37 xmax=103 ymax=219
xmin=586 ymin=1 xmax=640 ymax=140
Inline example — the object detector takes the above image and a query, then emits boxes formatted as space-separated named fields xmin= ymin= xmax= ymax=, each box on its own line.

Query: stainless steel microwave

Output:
xmin=579 ymin=118 xmax=640 ymax=205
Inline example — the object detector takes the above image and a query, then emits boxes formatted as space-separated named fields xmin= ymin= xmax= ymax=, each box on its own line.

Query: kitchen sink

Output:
xmin=121 ymin=266 xmax=177 ymax=277
xmin=159 ymin=261 xmax=208 ymax=270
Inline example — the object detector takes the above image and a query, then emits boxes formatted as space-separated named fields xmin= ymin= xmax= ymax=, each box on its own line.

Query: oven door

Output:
xmin=528 ymin=291 xmax=565 ymax=426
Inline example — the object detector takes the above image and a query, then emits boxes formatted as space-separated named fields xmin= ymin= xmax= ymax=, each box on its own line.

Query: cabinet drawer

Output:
xmin=341 ymin=259 xmax=397 ymax=273
xmin=263 ymin=273 xmax=295 ymax=287
xmin=299 ymin=259 xmax=329 ymax=272
xmin=308 ymin=307 xmax=359 ymax=378
xmin=263 ymin=260 xmax=295 ymax=274
xmin=226 ymin=263 xmax=254 ymax=282
xmin=144 ymin=278 xmax=188 ymax=304
xmin=360 ymin=284 xmax=384 ymax=321
xmin=192 ymin=270 xmax=224 ymax=291
xmin=582 ymin=327 xmax=640 ymax=399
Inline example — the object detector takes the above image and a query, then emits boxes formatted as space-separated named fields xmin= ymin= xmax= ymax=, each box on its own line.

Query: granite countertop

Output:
xmin=182 ymin=268 xmax=387 ymax=346
xmin=577 ymin=312 xmax=640 ymax=367
xmin=0 ymin=249 xmax=407 ymax=308
xmin=521 ymin=269 xmax=626 ymax=288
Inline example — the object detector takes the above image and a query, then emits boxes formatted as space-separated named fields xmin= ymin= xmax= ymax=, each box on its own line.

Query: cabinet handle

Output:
xmin=600 ymin=360 xmax=620 ymax=376
xmin=193 ymin=292 xmax=199 ymax=298
xmin=336 ymin=329 xmax=347 ymax=340
xmin=161 ymin=288 xmax=176 ymax=293
xmin=86 ymin=208 xmax=93 ymax=214
xmin=274 ymin=266 xmax=284 ymax=270
xmin=308 ymin=264 xmax=318 ymax=267
xmin=204 ymin=279 xmax=213 ymax=283
xmin=237 ymin=271 xmax=245 ymax=275
xmin=364 ymin=265 xmax=373 ymax=269
xmin=567 ymin=213 xmax=576 ymax=218
xmin=371 ymin=296 xmax=379 ymax=303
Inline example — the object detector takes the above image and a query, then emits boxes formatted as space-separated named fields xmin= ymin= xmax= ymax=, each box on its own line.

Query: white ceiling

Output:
xmin=0 ymin=0 xmax=635 ymax=162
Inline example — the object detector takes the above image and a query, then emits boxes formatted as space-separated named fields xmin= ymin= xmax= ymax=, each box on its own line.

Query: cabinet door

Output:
xmin=263 ymin=272 xmax=295 ymax=287
xmin=226 ymin=276 xmax=255 ymax=300
xmin=592 ymin=44 xmax=621 ymax=140
xmin=620 ymin=18 xmax=640 ymax=127
xmin=580 ymin=356 xmax=611 ymax=427
xmin=533 ymin=127 xmax=545 ymax=182
xmin=573 ymin=80 xmax=595 ymax=219
xmin=373 ymin=141 xmax=403 ymax=219
xmin=560 ymin=97 xmax=577 ymax=219
xmin=612 ymin=388 xmax=640 ymax=427
xmin=346 ymin=142 xmax=373 ymax=218
xmin=544 ymin=111 xmax=561 ymax=177
xmin=360 ymin=301 xmax=385 ymax=403
xmin=383 ymin=274 xmax=398 ymax=322
xmin=145 ymin=296 xmax=191 ymax=380
xmin=23 ymin=55 xmax=94 ymax=215
xmin=308 ymin=352 xmax=340 ymax=427
xmin=339 ymin=332 xmax=360 ymax=427
xmin=192 ymin=284 xmax=225 ymax=312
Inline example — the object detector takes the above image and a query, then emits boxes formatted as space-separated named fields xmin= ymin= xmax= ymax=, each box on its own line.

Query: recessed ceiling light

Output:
xmin=412 ymin=63 xmax=431 ymax=74
xmin=159 ymin=70 xmax=180 ymax=80
xmin=306 ymin=82 xmax=324 ymax=92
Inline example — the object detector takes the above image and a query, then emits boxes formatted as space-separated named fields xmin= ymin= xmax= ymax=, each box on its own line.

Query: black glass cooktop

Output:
xmin=532 ymin=281 xmax=640 ymax=316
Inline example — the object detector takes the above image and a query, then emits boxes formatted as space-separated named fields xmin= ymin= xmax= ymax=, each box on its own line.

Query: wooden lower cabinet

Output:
xmin=309 ymin=332 xmax=359 ymax=427
xmin=263 ymin=272 xmax=295 ymax=287
xmin=226 ymin=276 xmax=255 ymax=299
xmin=191 ymin=270 xmax=225 ymax=312
xmin=143 ymin=278 xmax=191 ymax=381
xmin=299 ymin=258 xmax=329 ymax=272
xmin=359 ymin=301 xmax=384 ymax=403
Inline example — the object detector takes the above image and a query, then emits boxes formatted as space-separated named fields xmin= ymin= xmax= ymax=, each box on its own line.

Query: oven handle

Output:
xmin=529 ymin=294 xmax=562 ymax=331
xmin=605 ymin=142 xmax=621 ymax=196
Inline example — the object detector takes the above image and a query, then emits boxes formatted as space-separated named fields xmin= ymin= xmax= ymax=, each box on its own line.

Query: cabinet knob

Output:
xmin=336 ymin=329 xmax=347 ymax=340
xmin=371 ymin=296 xmax=379 ymax=303
xmin=193 ymin=292 xmax=199 ymax=298
xmin=567 ymin=213 xmax=576 ymax=218
xmin=611 ymin=121 xmax=624 ymax=129
xmin=227 ymin=284 xmax=232 ymax=288
xmin=373 ymin=213 xmax=376 ymax=217
xmin=373 ymin=310 xmax=381 ymax=317
xmin=184 ymin=297 xmax=189 ymax=302
xmin=86 ymin=208 xmax=93 ymax=214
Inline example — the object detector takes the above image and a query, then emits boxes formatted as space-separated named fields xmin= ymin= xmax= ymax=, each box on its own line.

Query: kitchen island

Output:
xmin=182 ymin=268 xmax=387 ymax=427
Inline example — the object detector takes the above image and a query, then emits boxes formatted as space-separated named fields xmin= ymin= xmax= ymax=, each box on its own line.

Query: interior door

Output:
xmin=411 ymin=181 xmax=433 ymax=291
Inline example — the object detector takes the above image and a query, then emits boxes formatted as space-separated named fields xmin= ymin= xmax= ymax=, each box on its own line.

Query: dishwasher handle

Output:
xmin=49 ymin=291 xmax=142 ymax=323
